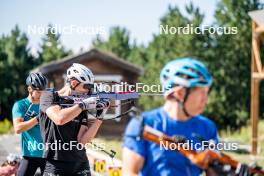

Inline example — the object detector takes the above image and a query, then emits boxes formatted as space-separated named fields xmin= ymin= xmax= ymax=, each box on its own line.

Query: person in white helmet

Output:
xmin=39 ymin=63 xmax=110 ymax=176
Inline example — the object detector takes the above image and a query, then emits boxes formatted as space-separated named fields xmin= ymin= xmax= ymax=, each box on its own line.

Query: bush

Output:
xmin=0 ymin=119 xmax=13 ymax=134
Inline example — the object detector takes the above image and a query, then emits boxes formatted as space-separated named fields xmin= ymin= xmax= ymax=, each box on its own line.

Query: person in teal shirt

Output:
xmin=12 ymin=72 xmax=48 ymax=176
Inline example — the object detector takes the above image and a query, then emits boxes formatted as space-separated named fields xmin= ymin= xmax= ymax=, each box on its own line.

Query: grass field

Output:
xmin=91 ymin=136 xmax=123 ymax=159
xmin=220 ymin=120 xmax=264 ymax=166
xmin=92 ymin=120 xmax=264 ymax=166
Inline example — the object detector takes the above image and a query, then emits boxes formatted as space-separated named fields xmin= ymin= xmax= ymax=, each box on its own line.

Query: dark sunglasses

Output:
xmin=83 ymin=84 xmax=94 ymax=90
xmin=31 ymin=86 xmax=45 ymax=91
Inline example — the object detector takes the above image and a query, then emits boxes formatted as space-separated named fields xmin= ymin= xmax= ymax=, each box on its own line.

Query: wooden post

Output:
xmin=251 ymin=21 xmax=260 ymax=155
xmin=251 ymin=79 xmax=259 ymax=155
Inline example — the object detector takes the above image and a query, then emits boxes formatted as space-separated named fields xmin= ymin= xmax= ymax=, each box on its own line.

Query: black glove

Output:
xmin=95 ymin=98 xmax=110 ymax=120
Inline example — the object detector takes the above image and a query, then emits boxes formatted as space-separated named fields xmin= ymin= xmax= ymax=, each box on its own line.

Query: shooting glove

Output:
xmin=95 ymin=98 xmax=110 ymax=120
xmin=79 ymin=97 xmax=97 ymax=110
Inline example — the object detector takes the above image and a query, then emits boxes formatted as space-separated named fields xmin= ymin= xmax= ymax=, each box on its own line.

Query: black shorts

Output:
xmin=17 ymin=156 xmax=46 ymax=176
xmin=43 ymin=160 xmax=91 ymax=176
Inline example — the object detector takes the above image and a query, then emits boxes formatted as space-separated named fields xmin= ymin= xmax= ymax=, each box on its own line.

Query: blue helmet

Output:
xmin=160 ymin=58 xmax=213 ymax=94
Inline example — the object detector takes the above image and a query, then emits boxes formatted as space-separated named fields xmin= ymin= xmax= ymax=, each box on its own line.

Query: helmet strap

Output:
xmin=69 ymin=79 xmax=81 ymax=90
xmin=171 ymin=88 xmax=192 ymax=117
xmin=29 ymin=89 xmax=36 ymax=102
xmin=71 ymin=82 xmax=80 ymax=90
xmin=182 ymin=88 xmax=191 ymax=117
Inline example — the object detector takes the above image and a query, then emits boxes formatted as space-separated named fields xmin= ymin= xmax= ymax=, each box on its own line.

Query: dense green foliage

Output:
xmin=0 ymin=25 xmax=71 ymax=120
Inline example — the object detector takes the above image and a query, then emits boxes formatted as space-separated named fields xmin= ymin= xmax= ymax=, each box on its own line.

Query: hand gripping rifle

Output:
xmin=142 ymin=125 xmax=264 ymax=176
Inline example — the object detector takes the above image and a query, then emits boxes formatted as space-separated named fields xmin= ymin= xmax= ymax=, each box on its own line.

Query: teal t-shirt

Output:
xmin=12 ymin=98 xmax=43 ymax=158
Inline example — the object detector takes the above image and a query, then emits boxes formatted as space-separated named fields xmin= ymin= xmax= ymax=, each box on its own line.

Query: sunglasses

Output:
xmin=83 ymin=84 xmax=94 ymax=90
xmin=31 ymin=86 xmax=45 ymax=92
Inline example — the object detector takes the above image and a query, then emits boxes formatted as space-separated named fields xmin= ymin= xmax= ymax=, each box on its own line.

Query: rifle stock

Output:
xmin=142 ymin=125 xmax=264 ymax=176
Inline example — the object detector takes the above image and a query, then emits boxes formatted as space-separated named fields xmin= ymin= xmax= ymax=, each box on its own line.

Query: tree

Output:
xmin=92 ymin=26 xmax=131 ymax=60
xmin=87 ymin=1 xmax=264 ymax=130
xmin=138 ymin=4 xmax=212 ymax=111
xmin=38 ymin=24 xmax=72 ymax=63
xmin=204 ymin=0 xmax=263 ymax=129
xmin=0 ymin=25 xmax=35 ymax=119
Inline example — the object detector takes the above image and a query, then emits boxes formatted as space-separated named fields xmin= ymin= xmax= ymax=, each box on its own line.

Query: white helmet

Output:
xmin=66 ymin=63 xmax=94 ymax=84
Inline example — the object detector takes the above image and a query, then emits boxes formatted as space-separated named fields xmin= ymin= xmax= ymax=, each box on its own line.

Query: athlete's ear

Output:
xmin=171 ymin=87 xmax=186 ymax=101
xmin=27 ymin=86 xmax=33 ymax=93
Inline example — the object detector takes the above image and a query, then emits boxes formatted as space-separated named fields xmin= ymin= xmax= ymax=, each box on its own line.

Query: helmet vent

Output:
xmin=163 ymin=75 xmax=168 ymax=81
xmin=80 ymin=76 xmax=86 ymax=81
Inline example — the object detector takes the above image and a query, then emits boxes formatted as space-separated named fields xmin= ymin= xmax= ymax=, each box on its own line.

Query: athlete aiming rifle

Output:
xmin=39 ymin=63 xmax=110 ymax=176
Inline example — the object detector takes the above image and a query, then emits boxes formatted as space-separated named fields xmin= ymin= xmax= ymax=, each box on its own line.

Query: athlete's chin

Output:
xmin=193 ymin=108 xmax=205 ymax=116
xmin=33 ymin=98 xmax=40 ymax=103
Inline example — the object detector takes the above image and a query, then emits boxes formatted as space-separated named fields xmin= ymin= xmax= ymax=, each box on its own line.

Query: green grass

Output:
xmin=0 ymin=119 xmax=13 ymax=134
xmin=219 ymin=120 xmax=264 ymax=166
xmin=92 ymin=120 xmax=264 ymax=168
xmin=90 ymin=136 xmax=123 ymax=159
